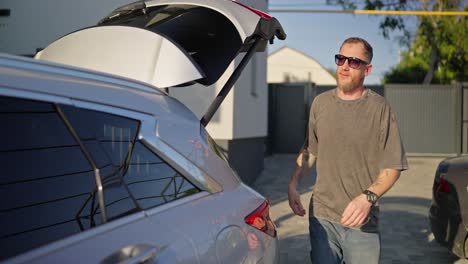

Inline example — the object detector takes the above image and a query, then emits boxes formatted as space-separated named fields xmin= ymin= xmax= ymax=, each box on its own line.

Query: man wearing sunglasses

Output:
xmin=288 ymin=37 xmax=408 ymax=263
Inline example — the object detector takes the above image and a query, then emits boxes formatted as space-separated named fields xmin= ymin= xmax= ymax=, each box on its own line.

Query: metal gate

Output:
xmin=268 ymin=83 xmax=313 ymax=153
xmin=463 ymin=83 xmax=468 ymax=153
xmin=385 ymin=84 xmax=463 ymax=155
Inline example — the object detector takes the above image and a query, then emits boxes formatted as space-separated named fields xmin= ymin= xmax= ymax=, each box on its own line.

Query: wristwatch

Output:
xmin=362 ymin=190 xmax=379 ymax=205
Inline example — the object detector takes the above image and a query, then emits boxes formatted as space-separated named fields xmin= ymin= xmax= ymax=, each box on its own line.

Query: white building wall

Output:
xmin=0 ymin=0 xmax=131 ymax=55
xmin=232 ymin=52 xmax=268 ymax=138
xmin=233 ymin=0 xmax=268 ymax=139
xmin=268 ymin=47 xmax=337 ymax=85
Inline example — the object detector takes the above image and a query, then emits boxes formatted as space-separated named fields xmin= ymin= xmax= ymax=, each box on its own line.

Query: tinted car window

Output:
xmin=0 ymin=96 xmax=200 ymax=261
xmin=0 ymin=97 xmax=140 ymax=260
xmin=61 ymin=105 xmax=140 ymax=224
xmin=124 ymin=142 xmax=200 ymax=210
xmin=0 ymin=97 xmax=97 ymax=260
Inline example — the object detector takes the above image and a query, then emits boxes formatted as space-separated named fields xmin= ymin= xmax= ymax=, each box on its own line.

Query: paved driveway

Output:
xmin=251 ymin=155 xmax=468 ymax=264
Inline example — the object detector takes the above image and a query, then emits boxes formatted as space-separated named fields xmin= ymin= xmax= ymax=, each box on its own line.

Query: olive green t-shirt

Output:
xmin=307 ymin=89 xmax=408 ymax=232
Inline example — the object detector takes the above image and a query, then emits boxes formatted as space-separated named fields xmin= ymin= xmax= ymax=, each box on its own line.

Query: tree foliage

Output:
xmin=327 ymin=0 xmax=467 ymax=84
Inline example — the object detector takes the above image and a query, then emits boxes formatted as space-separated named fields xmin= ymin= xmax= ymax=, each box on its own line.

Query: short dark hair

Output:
xmin=340 ymin=37 xmax=373 ymax=63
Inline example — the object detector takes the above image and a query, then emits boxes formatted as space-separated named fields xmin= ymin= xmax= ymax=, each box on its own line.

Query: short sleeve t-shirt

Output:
xmin=307 ymin=89 xmax=408 ymax=232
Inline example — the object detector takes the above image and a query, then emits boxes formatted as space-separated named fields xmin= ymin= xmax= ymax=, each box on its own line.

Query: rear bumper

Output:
xmin=429 ymin=205 xmax=467 ymax=258
xmin=263 ymin=236 xmax=279 ymax=264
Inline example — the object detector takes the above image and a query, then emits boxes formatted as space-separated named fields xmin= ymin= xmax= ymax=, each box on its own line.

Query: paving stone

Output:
xmin=252 ymin=155 xmax=468 ymax=264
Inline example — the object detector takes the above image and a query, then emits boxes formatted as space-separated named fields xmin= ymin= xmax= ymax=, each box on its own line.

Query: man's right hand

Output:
xmin=288 ymin=186 xmax=306 ymax=217
xmin=288 ymin=148 xmax=315 ymax=217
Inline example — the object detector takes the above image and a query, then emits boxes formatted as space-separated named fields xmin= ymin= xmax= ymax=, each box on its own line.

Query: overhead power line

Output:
xmin=269 ymin=9 xmax=468 ymax=16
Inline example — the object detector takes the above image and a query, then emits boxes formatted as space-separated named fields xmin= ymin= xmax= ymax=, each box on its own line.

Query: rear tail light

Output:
xmin=231 ymin=1 xmax=272 ymax=20
xmin=245 ymin=200 xmax=277 ymax=237
xmin=435 ymin=176 xmax=451 ymax=193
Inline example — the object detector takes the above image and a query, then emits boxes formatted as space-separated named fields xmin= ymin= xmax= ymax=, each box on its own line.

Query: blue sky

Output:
xmin=267 ymin=1 xmax=414 ymax=85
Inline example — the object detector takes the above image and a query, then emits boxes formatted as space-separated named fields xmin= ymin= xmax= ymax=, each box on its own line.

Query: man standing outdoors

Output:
xmin=287 ymin=37 xmax=408 ymax=263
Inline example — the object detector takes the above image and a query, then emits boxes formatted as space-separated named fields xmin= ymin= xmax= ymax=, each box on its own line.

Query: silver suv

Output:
xmin=0 ymin=0 xmax=286 ymax=263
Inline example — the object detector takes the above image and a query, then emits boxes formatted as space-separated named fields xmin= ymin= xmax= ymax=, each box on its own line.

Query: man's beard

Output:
xmin=336 ymin=72 xmax=364 ymax=93
xmin=337 ymin=80 xmax=354 ymax=92
xmin=337 ymin=77 xmax=357 ymax=92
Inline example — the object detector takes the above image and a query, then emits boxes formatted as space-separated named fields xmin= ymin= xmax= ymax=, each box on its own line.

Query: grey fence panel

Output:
xmin=268 ymin=83 xmax=310 ymax=153
xmin=385 ymin=84 xmax=462 ymax=155
xmin=463 ymin=83 xmax=468 ymax=153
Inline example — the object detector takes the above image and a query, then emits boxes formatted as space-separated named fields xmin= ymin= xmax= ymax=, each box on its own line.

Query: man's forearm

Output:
xmin=367 ymin=168 xmax=401 ymax=198
xmin=288 ymin=149 xmax=316 ymax=217
xmin=341 ymin=168 xmax=401 ymax=227
xmin=289 ymin=149 xmax=316 ymax=188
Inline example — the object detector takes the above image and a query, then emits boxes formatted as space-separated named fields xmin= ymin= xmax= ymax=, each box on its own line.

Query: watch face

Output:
xmin=364 ymin=190 xmax=378 ymax=204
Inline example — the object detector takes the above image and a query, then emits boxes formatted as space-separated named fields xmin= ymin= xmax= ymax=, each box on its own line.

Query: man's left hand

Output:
xmin=340 ymin=194 xmax=372 ymax=227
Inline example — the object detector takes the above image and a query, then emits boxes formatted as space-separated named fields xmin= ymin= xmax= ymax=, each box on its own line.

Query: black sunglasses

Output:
xmin=335 ymin=54 xmax=369 ymax=69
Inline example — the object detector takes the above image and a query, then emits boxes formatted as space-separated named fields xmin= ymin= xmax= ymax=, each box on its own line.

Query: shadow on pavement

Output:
xmin=278 ymin=234 xmax=312 ymax=264
xmin=379 ymin=196 xmax=466 ymax=264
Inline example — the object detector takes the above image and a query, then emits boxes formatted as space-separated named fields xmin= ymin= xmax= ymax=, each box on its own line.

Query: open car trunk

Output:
xmin=36 ymin=0 xmax=286 ymax=124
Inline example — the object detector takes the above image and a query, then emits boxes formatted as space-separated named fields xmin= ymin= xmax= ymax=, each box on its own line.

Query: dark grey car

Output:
xmin=429 ymin=156 xmax=468 ymax=259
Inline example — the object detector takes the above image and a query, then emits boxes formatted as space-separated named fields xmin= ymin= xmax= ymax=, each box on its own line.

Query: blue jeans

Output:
xmin=309 ymin=217 xmax=380 ymax=264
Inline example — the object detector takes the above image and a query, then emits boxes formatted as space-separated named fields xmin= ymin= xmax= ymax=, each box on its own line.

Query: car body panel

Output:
xmin=144 ymin=183 xmax=279 ymax=263
xmin=7 ymin=210 xmax=197 ymax=264
xmin=429 ymin=156 xmax=468 ymax=259
xmin=439 ymin=156 xmax=468 ymax=231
